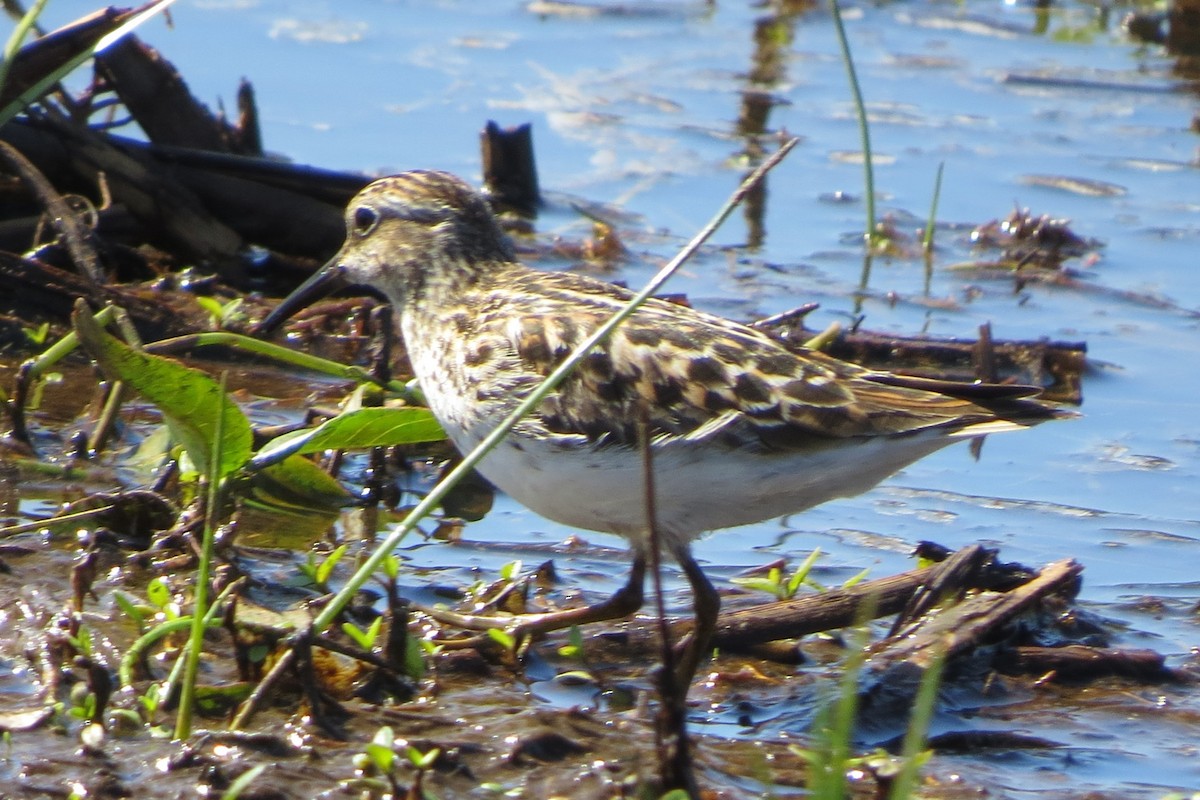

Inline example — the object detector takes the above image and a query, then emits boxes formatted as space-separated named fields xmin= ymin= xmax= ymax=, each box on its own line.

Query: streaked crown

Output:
xmin=337 ymin=171 xmax=516 ymax=300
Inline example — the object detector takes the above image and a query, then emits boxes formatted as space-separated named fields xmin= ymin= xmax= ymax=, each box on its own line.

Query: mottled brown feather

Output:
xmin=457 ymin=267 xmax=1030 ymax=449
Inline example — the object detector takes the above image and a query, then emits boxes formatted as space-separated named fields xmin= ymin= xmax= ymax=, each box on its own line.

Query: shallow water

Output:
xmin=19 ymin=0 xmax=1200 ymax=796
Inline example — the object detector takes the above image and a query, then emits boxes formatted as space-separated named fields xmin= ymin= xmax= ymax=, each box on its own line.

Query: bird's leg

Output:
xmin=651 ymin=543 xmax=716 ymax=799
xmin=671 ymin=544 xmax=720 ymax=688
xmin=420 ymin=552 xmax=646 ymax=641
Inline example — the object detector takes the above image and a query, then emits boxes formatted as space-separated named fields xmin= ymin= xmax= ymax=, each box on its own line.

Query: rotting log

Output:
xmin=0 ymin=252 xmax=203 ymax=340
xmin=605 ymin=546 xmax=1025 ymax=658
xmin=0 ymin=7 xmax=139 ymax=111
xmin=95 ymin=36 xmax=251 ymax=154
xmin=868 ymin=558 xmax=1084 ymax=671
xmin=1 ymin=116 xmax=245 ymax=276
xmin=481 ymin=121 xmax=541 ymax=214
xmin=995 ymin=645 xmax=1181 ymax=683
xmin=757 ymin=311 xmax=1086 ymax=404
xmin=0 ymin=118 xmax=361 ymax=272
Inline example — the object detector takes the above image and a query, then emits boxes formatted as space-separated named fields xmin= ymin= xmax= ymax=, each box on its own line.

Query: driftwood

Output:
xmin=0 ymin=7 xmax=143 ymax=111
xmin=0 ymin=117 xmax=357 ymax=278
xmin=995 ymin=645 xmax=1179 ymax=683
xmin=564 ymin=548 xmax=1167 ymax=708
xmin=481 ymin=121 xmax=541 ymax=213
xmin=0 ymin=251 xmax=203 ymax=340
xmin=757 ymin=312 xmax=1086 ymax=405
xmin=95 ymin=37 xmax=258 ymax=155
xmin=605 ymin=546 xmax=1039 ymax=657
xmin=871 ymin=557 xmax=1084 ymax=671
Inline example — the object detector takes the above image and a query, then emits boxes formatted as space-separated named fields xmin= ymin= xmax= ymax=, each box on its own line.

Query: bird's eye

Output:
xmin=352 ymin=206 xmax=379 ymax=236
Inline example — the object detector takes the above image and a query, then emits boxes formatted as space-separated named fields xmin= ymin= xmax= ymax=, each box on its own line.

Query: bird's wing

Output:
xmin=483 ymin=270 xmax=1002 ymax=449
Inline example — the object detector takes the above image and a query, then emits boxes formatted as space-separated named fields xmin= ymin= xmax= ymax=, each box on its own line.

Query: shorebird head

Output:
xmin=259 ymin=170 xmax=514 ymax=332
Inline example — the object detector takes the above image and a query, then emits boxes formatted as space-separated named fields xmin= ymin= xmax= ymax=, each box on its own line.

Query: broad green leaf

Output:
xmin=251 ymin=455 xmax=354 ymax=511
xmin=72 ymin=304 xmax=252 ymax=478
xmin=248 ymin=407 xmax=444 ymax=471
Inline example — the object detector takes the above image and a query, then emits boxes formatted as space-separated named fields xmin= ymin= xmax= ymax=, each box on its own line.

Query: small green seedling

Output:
xmin=298 ymin=543 xmax=348 ymax=593
xmin=342 ymin=616 xmax=384 ymax=652
xmin=145 ymin=578 xmax=181 ymax=621
xmin=731 ymin=549 xmax=822 ymax=601
xmin=556 ymin=625 xmax=586 ymax=660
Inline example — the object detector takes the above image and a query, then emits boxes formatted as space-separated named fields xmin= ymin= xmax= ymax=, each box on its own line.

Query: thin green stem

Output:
xmin=829 ymin=0 xmax=876 ymax=247
xmin=888 ymin=646 xmax=946 ymax=800
xmin=117 ymin=579 xmax=239 ymax=688
xmin=143 ymin=332 xmax=412 ymax=397
xmin=0 ymin=0 xmax=50 ymax=99
xmin=0 ymin=1 xmax=179 ymax=127
xmin=922 ymin=161 xmax=945 ymax=253
xmin=24 ymin=306 xmax=117 ymax=381
xmin=175 ymin=370 xmax=228 ymax=739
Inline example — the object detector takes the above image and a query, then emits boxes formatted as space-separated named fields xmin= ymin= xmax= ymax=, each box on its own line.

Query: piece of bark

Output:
xmin=481 ymin=121 xmax=540 ymax=213
xmin=887 ymin=544 xmax=990 ymax=635
xmin=0 ymin=6 xmax=149 ymax=110
xmin=599 ymin=547 xmax=1022 ymax=660
xmin=0 ymin=140 xmax=104 ymax=284
xmin=873 ymin=558 xmax=1083 ymax=670
xmin=996 ymin=645 xmax=1180 ymax=683
xmin=233 ymin=79 xmax=264 ymax=157
xmin=853 ymin=559 xmax=1083 ymax=720
xmin=0 ymin=251 xmax=202 ymax=340
xmin=1 ymin=119 xmax=362 ymax=265
xmin=1168 ymin=0 xmax=1200 ymax=55
xmin=757 ymin=313 xmax=1087 ymax=405
xmin=95 ymin=36 xmax=243 ymax=153
xmin=2 ymin=115 xmax=245 ymax=275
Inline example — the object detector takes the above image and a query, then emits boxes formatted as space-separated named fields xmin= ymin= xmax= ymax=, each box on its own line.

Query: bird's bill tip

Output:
xmin=255 ymin=261 xmax=347 ymax=336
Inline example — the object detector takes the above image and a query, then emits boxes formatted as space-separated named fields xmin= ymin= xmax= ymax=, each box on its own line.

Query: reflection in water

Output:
xmin=735 ymin=6 xmax=812 ymax=250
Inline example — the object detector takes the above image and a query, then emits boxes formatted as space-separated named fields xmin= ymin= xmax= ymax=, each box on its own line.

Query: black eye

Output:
xmin=352 ymin=206 xmax=379 ymax=236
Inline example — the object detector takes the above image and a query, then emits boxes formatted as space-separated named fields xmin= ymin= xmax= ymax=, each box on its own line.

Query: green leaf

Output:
xmin=486 ymin=628 xmax=515 ymax=651
xmin=367 ymin=726 xmax=395 ymax=772
xmin=145 ymin=578 xmax=172 ymax=611
xmin=342 ymin=615 xmax=382 ymax=651
xmin=113 ymin=591 xmax=147 ymax=631
xmin=72 ymin=303 xmax=253 ymax=478
xmin=787 ymin=548 xmax=822 ymax=598
xmin=407 ymin=745 xmax=440 ymax=770
xmin=728 ymin=577 xmax=782 ymax=596
xmin=315 ymin=544 xmax=348 ymax=586
xmin=195 ymin=296 xmax=224 ymax=322
xmin=404 ymin=635 xmax=426 ymax=679
xmin=220 ymin=763 xmax=266 ymax=800
xmin=841 ymin=567 xmax=870 ymax=588
xmin=251 ymin=454 xmax=354 ymax=511
xmin=248 ymin=407 xmax=444 ymax=471
xmin=557 ymin=625 xmax=585 ymax=660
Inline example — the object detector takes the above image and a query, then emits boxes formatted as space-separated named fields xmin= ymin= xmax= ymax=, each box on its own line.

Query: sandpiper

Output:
xmin=261 ymin=170 xmax=1061 ymax=686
